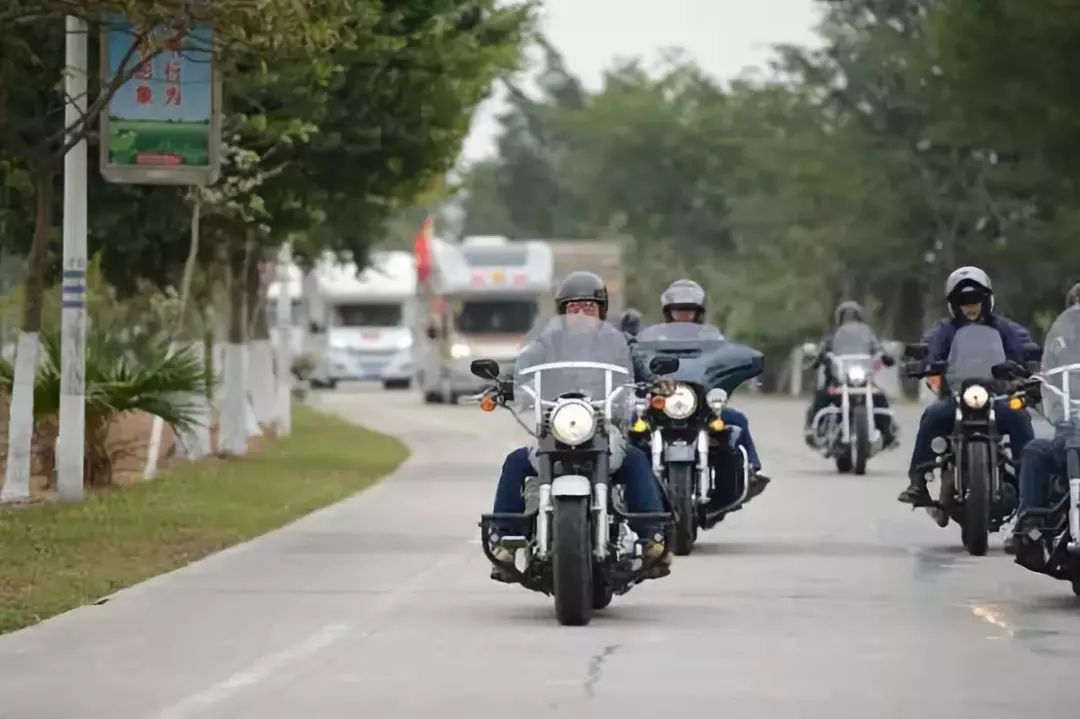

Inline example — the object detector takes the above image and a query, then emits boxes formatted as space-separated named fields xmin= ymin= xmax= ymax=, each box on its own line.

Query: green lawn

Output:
xmin=0 ymin=405 xmax=407 ymax=635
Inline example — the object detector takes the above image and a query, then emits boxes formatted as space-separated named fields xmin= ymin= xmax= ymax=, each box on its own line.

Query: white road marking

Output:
xmin=150 ymin=623 xmax=352 ymax=718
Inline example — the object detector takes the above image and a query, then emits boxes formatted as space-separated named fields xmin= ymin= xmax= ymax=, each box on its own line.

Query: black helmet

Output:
xmin=945 ymin=265 xmax=994 ymax=319
xmin=834 ymin=300 xmax=864 ymax=326
xmin=660 ymin=279 xmax=706 ymax=323
xmin=555 ymin=271 xmax=609 ymax=319
xmin=1067 ymin=282 xmax=1080 ymax=309
xmin=620 ymin=308 xmax=643 ymax=336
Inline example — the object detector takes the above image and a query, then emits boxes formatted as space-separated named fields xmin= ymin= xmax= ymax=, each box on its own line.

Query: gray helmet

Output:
xmin=661 ymin=279 xmax=706 ymax=322
xmin=555 ymin=271 xmax=608 ymax=319
xmin=945 ymin=265 xmax=994 ymax=316
xmin=1067 ymin=282 xmax=1080 ymax=309
xmin=620 ymin=308 xmax=643 ymax=336
xmin=834 ymin=300 xmax=864 ymax=326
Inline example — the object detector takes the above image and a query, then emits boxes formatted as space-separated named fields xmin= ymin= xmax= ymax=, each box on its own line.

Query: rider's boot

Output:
xmin=898 ymin=471 xmax=933 ymax=507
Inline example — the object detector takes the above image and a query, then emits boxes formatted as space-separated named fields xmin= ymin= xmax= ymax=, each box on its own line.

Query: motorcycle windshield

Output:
xmin=1041 ymin=307 xmax=1080 ymax=426
xmin=635 ymin=322 xmax=764 ymax=393
xmin=945 ymin=324 xmax=1006 ymax=388
xmin=830 ymin=322 xmax=877 ymax=375
xmin=513 ymin=315 xmax=634 ymax=426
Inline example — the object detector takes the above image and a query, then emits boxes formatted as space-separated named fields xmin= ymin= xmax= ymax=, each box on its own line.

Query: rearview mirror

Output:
xmin=649 ymin=356 xmax=680 ymax=375
xmin=425 ymin=323 xmax=438 ymax=340
xmin=470 ymin=359 xmax=500 ymax=381
xmin=992 ymin=362 xmax=1017 ymax=380
xmin=904 ymin=343 xmax=928 ymax=361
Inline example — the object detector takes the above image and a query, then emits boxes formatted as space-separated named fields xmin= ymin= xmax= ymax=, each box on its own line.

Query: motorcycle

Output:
xmin=804 ymin=324 xmax=897 ymax=475
xmin=1009 ymin=306 xmax=1080 ymax=595
xmin=473 ymin=314 xmax=678 ymax=626
xmin=629 ymin=322 xmax=764 ymax=555
xmin=903 ymin=325 xmax=1030 ymax=556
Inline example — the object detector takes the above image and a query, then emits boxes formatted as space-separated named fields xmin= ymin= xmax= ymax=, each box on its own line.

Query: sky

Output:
xmin=460 ymin=0 xmax=824 ymax=164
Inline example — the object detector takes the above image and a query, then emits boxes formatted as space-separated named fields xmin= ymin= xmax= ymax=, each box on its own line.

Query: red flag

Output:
xmin=414 ymin=216 xmax=433 ymax=281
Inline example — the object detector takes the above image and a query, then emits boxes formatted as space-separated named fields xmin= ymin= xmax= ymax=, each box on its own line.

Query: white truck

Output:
xmin=415 ymin=235 xmax=553 ymax=403
xmin=304 ymin=251 xmax=417 ymax=390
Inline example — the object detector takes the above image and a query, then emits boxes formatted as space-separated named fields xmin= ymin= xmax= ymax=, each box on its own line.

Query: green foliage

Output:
xmin=461 ymin=4 xmax=1080 ymax=382
xmin=0 ymin=328 xmax=211 ymax=486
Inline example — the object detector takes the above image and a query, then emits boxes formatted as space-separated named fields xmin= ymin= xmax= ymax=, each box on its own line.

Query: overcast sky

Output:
xmin=460 ymin=0 xmax=825 ymax=163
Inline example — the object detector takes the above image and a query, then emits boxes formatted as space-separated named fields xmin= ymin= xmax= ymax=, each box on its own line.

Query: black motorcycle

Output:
xmin=904 ymin=325 xmax=1033 ymax=556
xmin=474 ymin=315 xmax=678 ymax=626
xmin=1010 ymin=307 xmax=1080 ymax=595
xmin=629 ymin=322 xmax=765 ymax=555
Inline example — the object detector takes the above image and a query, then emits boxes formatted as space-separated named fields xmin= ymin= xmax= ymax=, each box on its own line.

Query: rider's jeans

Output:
xmin=909 ymin=399 xmax=1034 ymax=476
xmin=720 ymin=407 xmax=761 ymax=471
xmin=492 ymin=445 xmax=664 ymax=536
xmin=1018 ymin=438 xmax=1063 ymax=514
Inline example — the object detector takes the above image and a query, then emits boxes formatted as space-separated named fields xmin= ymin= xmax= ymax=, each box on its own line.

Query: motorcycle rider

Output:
xmin=655 ymin=279 xmax=770 ymax=498
xmin=898 ymin=266 xmax=1036 ymax=506
xmin=1068 ymin=282 xmax=1080 ymax=309
xmin=1006 ymin=286 xmax=1080 ymax=551
xmin=803 ymin=301 xmax=898 ymax=449
xmin=620 ymin=308 xmax=643 ymax=337
xmin=491 ymin=272 xmax=672 ymax=569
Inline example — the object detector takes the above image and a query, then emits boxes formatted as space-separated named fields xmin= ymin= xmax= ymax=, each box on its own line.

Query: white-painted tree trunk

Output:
xmin=220 ymin=342 xmax=248 ymax=455
xmin=174 ymin=393 xmax=213 ymax=461
xmin=2 ymin=332 xmax=39 ymax=502
xmin=247 ymin=339 xmax=277 ymax=428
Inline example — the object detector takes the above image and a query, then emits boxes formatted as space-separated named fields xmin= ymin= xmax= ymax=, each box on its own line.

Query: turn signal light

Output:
xmin=480 ymin=394 xmax=497 ymax=412
xmin=709 ymin=418 xmax=727 ymax=432
xmin=631 ymin=418 xmax=649 ymax=433
xmin=1008 ymin=396 xmax=1026 ymax=411
xmin=650 ymin=396 xmax=666 ymax=411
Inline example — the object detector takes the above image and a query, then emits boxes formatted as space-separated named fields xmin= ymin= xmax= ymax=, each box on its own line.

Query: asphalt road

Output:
xmin=1 ymin=386 xmax=1077 ymax=718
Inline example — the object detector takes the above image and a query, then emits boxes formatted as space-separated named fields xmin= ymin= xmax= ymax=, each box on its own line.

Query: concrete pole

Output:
xmin=56 ymin=15 xmax=89 ymax=502
xmin=275 ymin=244 xmax=293 ymax=436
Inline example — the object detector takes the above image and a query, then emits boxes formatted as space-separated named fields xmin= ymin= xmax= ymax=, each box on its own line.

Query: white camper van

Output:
xmin=305 ymin=251 xmax=417 ymax=389
xmin=416 ymin=235 xmax=553 ymax=404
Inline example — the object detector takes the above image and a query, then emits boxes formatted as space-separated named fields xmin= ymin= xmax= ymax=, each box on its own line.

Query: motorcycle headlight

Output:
xmin=706 ymin=388 xmax=728 ymax=411
xmin=663 ymin=384 xmax=697 ymax=419
xmin=846 ymin=365 xmax=868 ymax=386
xmin=549 ymin=399 xmax=596 ymax=446
xmin=962 ymin=384 xmax=990 ymax=410
xmin=450 ymin=342 xmax=471 ymax=359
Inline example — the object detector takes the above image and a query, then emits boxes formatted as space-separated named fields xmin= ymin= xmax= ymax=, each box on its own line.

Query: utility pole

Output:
xmin=275 ymin=243 xmax=293 ymax=436
xmin=56 ymin=16 xmax=89 ymax=502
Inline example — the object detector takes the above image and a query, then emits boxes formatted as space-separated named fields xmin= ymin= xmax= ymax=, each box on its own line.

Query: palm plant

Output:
xmin=1 ymin=329 xmax=212 ymax=487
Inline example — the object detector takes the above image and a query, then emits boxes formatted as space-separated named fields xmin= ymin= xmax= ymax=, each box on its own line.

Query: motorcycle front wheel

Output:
xmin=669 ymin=463 xmax=698 ymax=556
xmin=552 ymin=496 xmax=593 ymax=626
xmin=961 ymin=443 xmax=991 ymax=556
xmin=852 ymin=406 xmax=870 ymax=476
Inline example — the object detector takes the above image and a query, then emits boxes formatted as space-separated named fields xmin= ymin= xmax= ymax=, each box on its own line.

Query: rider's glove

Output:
xmin=652 ymin=378 xmax=677 ymax=396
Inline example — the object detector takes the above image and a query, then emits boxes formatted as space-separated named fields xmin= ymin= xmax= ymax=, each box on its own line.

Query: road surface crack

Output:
xmin=584 ymin=644 xmax=620 ymax=698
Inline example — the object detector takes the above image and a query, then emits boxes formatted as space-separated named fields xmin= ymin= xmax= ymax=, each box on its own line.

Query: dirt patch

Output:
xmin=0 ymin=406 xmax=279 ymax=500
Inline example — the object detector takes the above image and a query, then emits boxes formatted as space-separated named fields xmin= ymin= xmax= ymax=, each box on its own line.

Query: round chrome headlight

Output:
xmin=962 ymin=384 xmax=990 ymax=410
xmin=663 ymin=384 xmax=697 ymax=419
xmin=706 ymin=387 xmax=728 ymax=411
xmin=846 ymin=365 xmax=868 ymax=386
xmin=549 ymin=399 xmax=596 ymax=446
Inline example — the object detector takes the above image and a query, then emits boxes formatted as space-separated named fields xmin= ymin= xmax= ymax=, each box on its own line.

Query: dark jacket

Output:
xmin=923 ymin=313 xmax=1032 ymax=363
xmin=626 ymin=332 xmax=656 ymax=383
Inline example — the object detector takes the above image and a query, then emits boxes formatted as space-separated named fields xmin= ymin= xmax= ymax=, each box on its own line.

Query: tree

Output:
xmin=0 ymin=0 xmax=357 ymax=499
